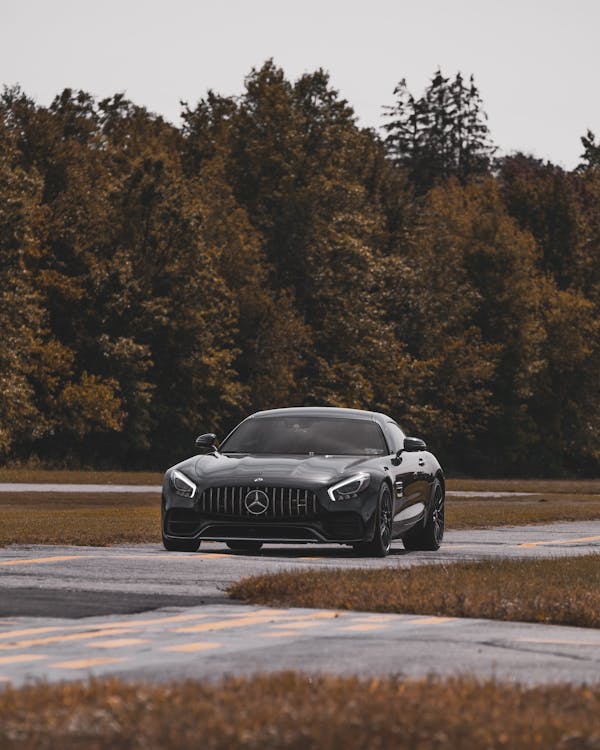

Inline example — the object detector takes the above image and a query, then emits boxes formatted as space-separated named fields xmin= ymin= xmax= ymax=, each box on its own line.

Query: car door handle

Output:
xmin=418 ymin=459 xmax=425 ymax=466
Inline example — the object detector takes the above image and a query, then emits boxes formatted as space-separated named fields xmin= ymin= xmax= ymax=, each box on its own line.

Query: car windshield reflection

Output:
xmin=220 ymin=417 xmax=387 ymax=456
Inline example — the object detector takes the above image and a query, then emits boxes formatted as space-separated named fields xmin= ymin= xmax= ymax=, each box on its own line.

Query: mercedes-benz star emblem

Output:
xmin=244 ymin=489 xmax=269 ymax=515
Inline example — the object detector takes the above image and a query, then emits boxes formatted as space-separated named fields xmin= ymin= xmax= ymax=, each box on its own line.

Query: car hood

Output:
xmin=174 ymin=453 xmax=371 ymax=489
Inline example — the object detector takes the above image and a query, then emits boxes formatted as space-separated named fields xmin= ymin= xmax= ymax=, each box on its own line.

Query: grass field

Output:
xmin=0 ymin=493 xmax=159 ymax=547
xmin=1 ymin=476 xmax=600 ymax=546
xmin=448 ymin=492 xmax=600 ymax=528
xmin=447 ymin=478 xmax=600 ymax=494
xmin=0 ymin=468 xmax=163 ymax=484
xmin=0 ymin=673 xmax=598 ymax=749
xmin=229 ymin=554 xmax=600 ymax=628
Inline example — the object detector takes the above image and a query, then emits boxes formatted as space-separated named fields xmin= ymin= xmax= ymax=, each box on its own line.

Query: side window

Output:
xmin=386 ymin=422 xmax=405 ymax=453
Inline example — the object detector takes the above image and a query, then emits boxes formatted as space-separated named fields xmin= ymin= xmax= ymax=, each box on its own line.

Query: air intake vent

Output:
xmin=198 ymin=486 xmax=318 ymax=518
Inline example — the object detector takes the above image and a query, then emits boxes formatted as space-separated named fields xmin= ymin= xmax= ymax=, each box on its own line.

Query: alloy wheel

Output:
xmin=431 ymin=484 xmax=445 ymax=545
xmin=380 ymin=488 xmax=393 ymax=553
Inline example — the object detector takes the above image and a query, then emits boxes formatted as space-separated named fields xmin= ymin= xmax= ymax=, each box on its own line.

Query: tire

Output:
xmin=162 ymin=535 xmax=201 ymax=552
xmin=354 ymin=483 xmax=393 ymax=558
xmin=402 ymin=479 xmax=444 ymax=551
xmin=226 ymin=541 xmax=263 ymax=553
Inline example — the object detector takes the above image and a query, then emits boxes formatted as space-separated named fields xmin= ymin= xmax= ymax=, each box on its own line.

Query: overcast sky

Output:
xmin=2 ymin=0 xmax=599 ymax=169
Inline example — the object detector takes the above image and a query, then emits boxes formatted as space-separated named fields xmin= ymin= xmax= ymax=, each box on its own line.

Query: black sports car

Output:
xmin=161 ymin=407 xmax=445 ymax=557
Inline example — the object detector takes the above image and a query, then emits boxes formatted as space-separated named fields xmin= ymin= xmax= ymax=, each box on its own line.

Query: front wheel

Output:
xmin=162 ymin=535 xmax=201 ymax=552
xmin=402 ymin=479 xmax=444 ymax=551
xmin=354 ymin=484 xmax=393 ymax=558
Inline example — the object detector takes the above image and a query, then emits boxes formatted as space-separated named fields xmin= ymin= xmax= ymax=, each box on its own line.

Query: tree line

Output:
xmin=1 ymin=61 xmax=600 ymax=475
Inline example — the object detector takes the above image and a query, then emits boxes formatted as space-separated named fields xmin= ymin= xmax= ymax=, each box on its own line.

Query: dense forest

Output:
xmin=1 ymin=61 xmax=600 ymax=475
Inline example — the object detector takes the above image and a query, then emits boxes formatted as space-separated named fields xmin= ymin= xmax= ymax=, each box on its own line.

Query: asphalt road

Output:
xmin=0 ymin=520 xmax=599 ymax=687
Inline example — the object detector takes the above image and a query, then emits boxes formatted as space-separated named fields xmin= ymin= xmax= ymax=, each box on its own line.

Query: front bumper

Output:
xmin=162 ymin=482 xmax=379 ymax=544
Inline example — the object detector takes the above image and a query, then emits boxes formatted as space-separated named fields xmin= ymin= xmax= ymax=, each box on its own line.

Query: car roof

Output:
xmin=250 ymin=407 xmax=392 ymax=426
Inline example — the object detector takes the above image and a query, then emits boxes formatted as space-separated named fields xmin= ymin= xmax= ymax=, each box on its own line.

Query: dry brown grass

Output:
xmin=0 ymin=674 xmax=599 ymax=750
xmin=447 ymin=493 xmax=600 ymax=528
xmin=0 ymin=469 xmax=162 ymax=484
xmin=230 ymin=555 xmax=600 ymax=628
xmin=0 ymin=493 xmax=160 ymax=547
xmin=1 ymin=491 xmax=599 ymax=546
xmin=448 ymin=478 xmax=600 ymax=494
xmin=1 ymin=477 xmax=600 ymax=547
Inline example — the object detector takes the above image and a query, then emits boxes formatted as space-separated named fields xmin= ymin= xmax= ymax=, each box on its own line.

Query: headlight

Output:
xmin=328 ymin=472 xmax=370 ymax=501
xmin=169 ymin=469 xmax=197 ymax=499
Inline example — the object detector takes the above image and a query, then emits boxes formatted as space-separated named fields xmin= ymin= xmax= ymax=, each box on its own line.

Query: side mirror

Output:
xmin=402 ymin=436 xmax=427 ymax=452
xmin=195 ymin=433 xmax=218 ymax=453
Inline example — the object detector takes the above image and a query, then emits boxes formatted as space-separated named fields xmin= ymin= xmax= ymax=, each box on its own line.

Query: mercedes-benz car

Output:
xmin=161 ymin=407 xmax=445 ymax=557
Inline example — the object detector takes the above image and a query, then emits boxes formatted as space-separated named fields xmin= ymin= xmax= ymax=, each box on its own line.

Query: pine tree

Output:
xmin=383 ymin=69 xmax=496 ymax=193
xmin=578 ymin=129 xmax=600 ymax=170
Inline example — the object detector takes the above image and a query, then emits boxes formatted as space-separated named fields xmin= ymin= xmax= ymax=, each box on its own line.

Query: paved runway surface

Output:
xmin=0 ymin=521 xmax=598 ymax=686
xmin=1 ymin=603 xmax=599 ymax=688
xmin=0 ymin=483 xmax=160 ymax=493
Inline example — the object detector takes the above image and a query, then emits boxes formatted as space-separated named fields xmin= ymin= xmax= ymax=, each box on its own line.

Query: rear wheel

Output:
xmin=162 ymin=535 xmax=201 ymax=552
xmin=402 ymin=479 xmax=444 ymax=551
xmin=354 ymin=484 xmax=393 ymax=558
xmin=226 ymin=541 xmax=263 ymax=553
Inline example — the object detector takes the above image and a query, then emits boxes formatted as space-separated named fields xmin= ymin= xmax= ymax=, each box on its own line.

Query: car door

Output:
xmin=385 ymin=422 xmax=429 ymax=534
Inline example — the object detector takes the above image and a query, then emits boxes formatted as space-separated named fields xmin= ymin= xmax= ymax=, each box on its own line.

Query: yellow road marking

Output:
xmin=0 ymin=555 xmax=85 ymax=567
xmin=0 ymin=552 xmax=232 ymax=567
xmin=97 ymin=612 xmax=209 ymax=629
xmin=175 ymin=614 xmax=278 ymax=633
xmin=0 ymin=626 xmax=74 ymax=640
xmin=175 ymin=609 xmax=344 ymax=634
xmin=280 ymin=611 xmax=342 ymax=621
xmin=112 ymin=553 xmax=230 ymax=560
xmin=259 ymin=631 xmax=303 ymax=638
xmin=162 ymin=642 xmax=221 ymax=653
xmin=0 ymin=612 xmax=211 ymax=642
xmin=113 ymin=553 xmax=191 ymax=559
xmin=520 ymin=535 xmax=600 ymax=548
xmin=515 ymin=637 xmax=600 ymax=646
xmin=0 ymin=653 xmax=47 ymax=665
xmin=406 ymin=616 xmax=455 ymax=625
xmin=0 ymin=627 xmax=139 ymax=651
xmin=197 ymin=554 xmax=230 ymax=559
xmin=51 ymin=657 xmax=125 ymax=669
xmin=88 ymin=638 xmax=148 ymax=648
xmin=339 ymin=624 xmax=386 ymax=632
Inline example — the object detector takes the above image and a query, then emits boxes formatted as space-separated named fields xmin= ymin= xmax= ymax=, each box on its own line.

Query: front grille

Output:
xmin=197 ymin=486 xmax=318 ymax=519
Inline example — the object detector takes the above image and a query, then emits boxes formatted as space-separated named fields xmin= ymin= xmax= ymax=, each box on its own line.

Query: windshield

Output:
xmin=221 ymin=416 xmax=387 ymax=456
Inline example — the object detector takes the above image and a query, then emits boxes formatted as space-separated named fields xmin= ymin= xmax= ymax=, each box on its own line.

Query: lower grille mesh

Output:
xmin=198 ymin=486 xmax=318 ymax=518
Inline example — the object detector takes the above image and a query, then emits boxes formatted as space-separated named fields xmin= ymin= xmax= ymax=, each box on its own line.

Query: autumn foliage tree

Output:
xmin=1 ymin=65 xmax=600 ymax=475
